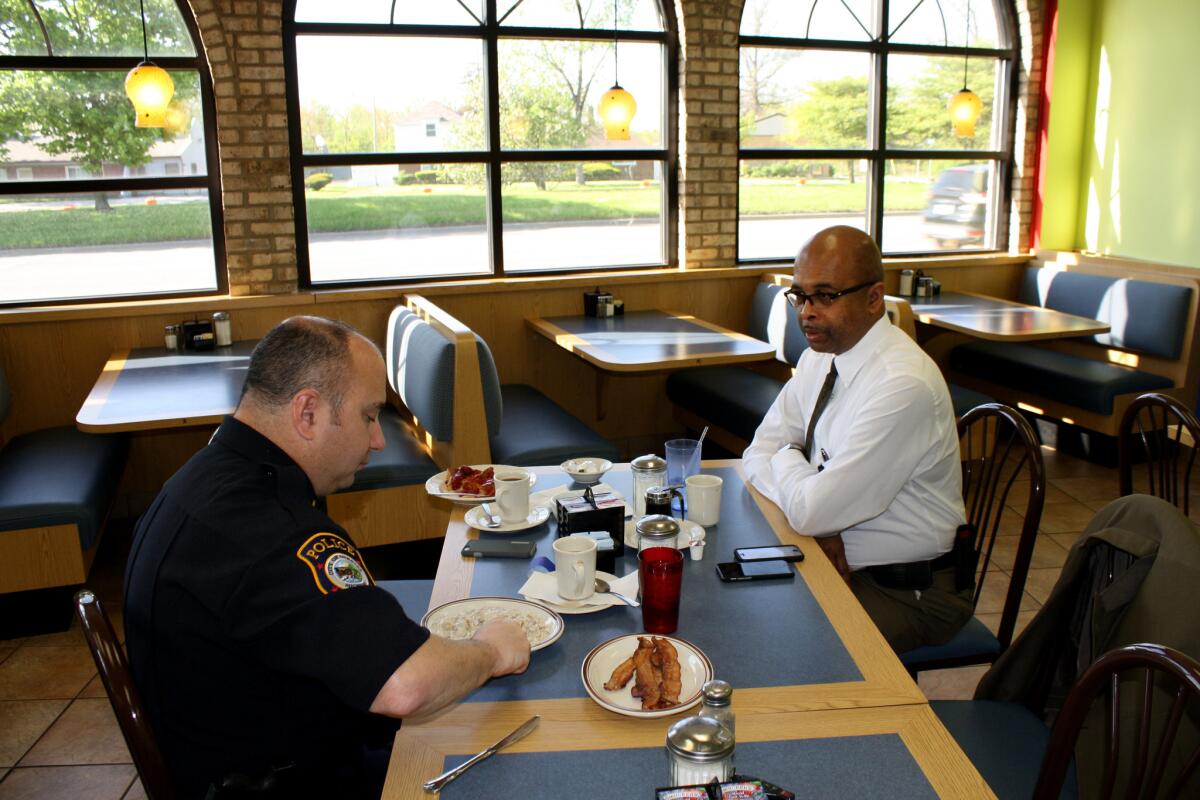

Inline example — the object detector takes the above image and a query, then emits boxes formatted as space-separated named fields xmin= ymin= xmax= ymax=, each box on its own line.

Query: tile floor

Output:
xmin=0 ymin=446 xmax=1131 ymax=797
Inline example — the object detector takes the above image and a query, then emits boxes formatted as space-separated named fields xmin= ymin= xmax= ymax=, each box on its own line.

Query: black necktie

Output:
xmin=801 ymin=360 xmax=838 ymax=461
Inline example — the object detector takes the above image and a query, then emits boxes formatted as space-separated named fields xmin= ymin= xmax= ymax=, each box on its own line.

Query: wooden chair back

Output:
xmin=959 ymin=403 xmax=1046 ymax=651
xmin=1119 ymin=392 xmax=1200 ymax=516
xmin=75 ymin=590 xmax=174 ymax=800
xmin=1034 ymin=643 xmax=1200 ymax=800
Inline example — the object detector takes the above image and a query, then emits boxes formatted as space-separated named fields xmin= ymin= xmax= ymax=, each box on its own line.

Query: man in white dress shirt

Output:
xmin=743 ymin=226 xmax=972 ymax=653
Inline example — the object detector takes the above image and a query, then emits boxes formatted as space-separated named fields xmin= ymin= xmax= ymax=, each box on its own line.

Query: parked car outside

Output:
xmin=923 ymin=164 xmax=988 ymax=248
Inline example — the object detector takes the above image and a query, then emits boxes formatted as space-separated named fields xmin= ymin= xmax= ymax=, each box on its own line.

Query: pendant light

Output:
xmin=125 ymin=0 xmax=175 ymax=128
xmin=598 ymin=0 xmax=636 ymax=140
xmin=947 ymin=0 xmax=982 ymax=137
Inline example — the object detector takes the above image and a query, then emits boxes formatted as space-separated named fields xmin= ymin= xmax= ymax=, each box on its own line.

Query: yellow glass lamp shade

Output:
xmin=125 ymin=63 xmax=175 ymax=128
xmin=948 ymin=88 xmax=983 ymax=137
xmin=598 ymin=84 xmax=637 ymax=141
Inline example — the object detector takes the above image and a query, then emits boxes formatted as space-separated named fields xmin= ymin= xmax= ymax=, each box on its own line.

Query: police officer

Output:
xmin=123 ymin=316 xmax=529 ymax=799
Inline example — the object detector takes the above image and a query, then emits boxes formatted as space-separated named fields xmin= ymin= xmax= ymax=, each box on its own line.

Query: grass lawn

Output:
xmin=0 ymin=179 xmax=931 ymax=249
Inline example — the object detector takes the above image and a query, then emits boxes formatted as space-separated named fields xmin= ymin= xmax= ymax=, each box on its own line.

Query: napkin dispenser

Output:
xmin=555 ymin=488 xmax=625 ymax=556
xmin=180 ymin=318 xmax=215 ymax=351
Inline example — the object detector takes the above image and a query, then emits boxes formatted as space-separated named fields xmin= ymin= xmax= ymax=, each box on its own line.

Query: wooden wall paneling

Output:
xmin=327 ymin=485 xmax=451 ymax=550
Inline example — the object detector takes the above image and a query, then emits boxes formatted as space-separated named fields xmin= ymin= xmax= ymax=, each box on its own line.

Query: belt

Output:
xmin=866 ymin=550 xmax=957 ymax=592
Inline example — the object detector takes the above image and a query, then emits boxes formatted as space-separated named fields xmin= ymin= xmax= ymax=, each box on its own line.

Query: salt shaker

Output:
xmin=898 ymin=269 xmax=914 ymax=296
xmin=164 ymin=324 xmax=179 ymax=351
xmin=631 ymin=454 xmax=667 ymax=518
xmin=666 ymin=715 xmax=734 ymax=787
xmin=698 ymin=680 xmax=734 ymax=739
xmin=212 ymin=311 xmax=233 ymax=347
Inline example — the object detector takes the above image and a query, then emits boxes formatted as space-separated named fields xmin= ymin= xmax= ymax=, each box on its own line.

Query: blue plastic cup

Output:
xmin=665 ymin=438 xmax=701 ymax=487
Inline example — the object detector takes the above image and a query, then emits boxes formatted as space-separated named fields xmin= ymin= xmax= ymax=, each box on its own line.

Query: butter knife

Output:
xmin=422 ymin=714 xmax=540 ymax=793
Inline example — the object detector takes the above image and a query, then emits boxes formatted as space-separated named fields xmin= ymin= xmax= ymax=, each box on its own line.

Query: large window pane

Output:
xmin=0 ymin=189 xmax=216 ymax=303
xmin=500 ymin=0 xmax=663 ymax=31
xmin=882 ymin=159 xmax=995 ymax=252
xmin=0 ymin=70 xmax=207 ymax=180
xmin=886 ymin=54 xmax=1000 ymax=150
xmin=738 ymin=158 xmax=868 ymax=261
xmin=498 ymin=40 xmax=663 ymax=150
xmin=305 ymin=163 xmax=490 ymax=283
xmin=0 ymin=0 xmax=195 ymax=57
xmin=888 ymin=0 xmax=1002 ymax=48
xmin=294 ymin=0 xmax=482 ymax=25
xmin=501 ymin=160 xmax=663 ymax=271
xmin=740 ymin=0 xmax=876 ymax=41
xmin=739 ymin=49 xmax=870 ymax=149
xmin=296 ymin=37 xmax=485 ymax=155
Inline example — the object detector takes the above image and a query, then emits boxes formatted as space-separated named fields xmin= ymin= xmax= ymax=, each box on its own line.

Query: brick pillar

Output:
xmin=675 ymin=1 xmax=744 ymax=269
xmin=1009 ymin=0 xmax=1045 ymax=253
xmin=190 ymin=0 xmax=297 ymax=296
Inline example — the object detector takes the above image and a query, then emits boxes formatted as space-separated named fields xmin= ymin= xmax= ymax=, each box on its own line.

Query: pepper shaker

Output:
xmin=698 ymin=680 xmax=734 ymax=739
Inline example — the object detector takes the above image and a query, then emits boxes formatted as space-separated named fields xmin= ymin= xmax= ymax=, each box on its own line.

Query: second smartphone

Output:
xmin=734 ymin=544 xmax=804 ymax=563
xmin=716 ymin=560 xmax=796 ymax=582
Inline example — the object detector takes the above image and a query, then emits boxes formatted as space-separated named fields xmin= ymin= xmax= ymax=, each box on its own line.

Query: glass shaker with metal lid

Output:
xmin=644 ymin=485 xmax=681 ymax=517
xmin=665 ymin=715 xmax=734 ymax=787
xmin=636 ymin=514 xmax=679 ymax=552
xmin=630 ymin=453 xmax=667 ymax=518
xmin=698 ymin=679 xmax=734 ymax=738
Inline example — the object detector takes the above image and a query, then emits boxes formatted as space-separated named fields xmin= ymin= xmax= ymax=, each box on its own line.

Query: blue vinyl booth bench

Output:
xmin=0 ymin=366 xmax=128 ymax=636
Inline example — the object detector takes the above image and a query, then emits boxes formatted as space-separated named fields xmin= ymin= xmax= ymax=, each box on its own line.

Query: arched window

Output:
xmin=0 ymin=0 xmax=224 ymax=305
xmin=286 ymin=0 xmax=675 ymax=285
xmin=738 ymin=0 xmax=1017 ymax=260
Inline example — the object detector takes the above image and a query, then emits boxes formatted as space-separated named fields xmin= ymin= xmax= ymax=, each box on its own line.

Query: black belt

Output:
xmin=866 ymin=550 xmax=957 ymax=592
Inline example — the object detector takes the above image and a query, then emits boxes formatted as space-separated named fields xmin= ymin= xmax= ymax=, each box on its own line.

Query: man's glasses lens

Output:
xmin=785 ymin=281 xmax=874 ymax=309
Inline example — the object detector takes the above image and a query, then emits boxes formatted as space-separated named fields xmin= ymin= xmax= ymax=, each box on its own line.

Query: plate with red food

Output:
xmin=581 ymin=634 xmax=712 ymax=719
xmin=424 ymin=464 xmax=538 ymax=505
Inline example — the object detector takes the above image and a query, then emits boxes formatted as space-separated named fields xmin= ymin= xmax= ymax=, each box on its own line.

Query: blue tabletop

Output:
xmin=540 ymin=311 xmax=773 ymax=367
xmin=463 ymin=467 xmax=860 ymax=702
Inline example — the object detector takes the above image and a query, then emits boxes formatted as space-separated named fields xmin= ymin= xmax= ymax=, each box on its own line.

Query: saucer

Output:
xmin=623 ymin=518 xmax=704 ymax=550
xmin=465 ymin=505 xmax=551 ymax=533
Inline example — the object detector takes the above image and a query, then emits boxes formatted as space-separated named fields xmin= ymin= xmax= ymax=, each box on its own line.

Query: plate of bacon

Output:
xmin=581 ymin=634 xmax=712 ymax=718
xmin=425 ymin=464 xmax=537 ymax=505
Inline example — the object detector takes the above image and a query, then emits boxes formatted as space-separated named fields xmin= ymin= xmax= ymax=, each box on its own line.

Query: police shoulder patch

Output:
xmin=296 ymin=532 xmax=374 ymax=594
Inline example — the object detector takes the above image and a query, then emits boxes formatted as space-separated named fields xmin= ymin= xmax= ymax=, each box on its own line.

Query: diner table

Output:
xmin=910 ymin=291 xmax=1110 ymax=342
xmin=382 ymin=461 xmax=993 ymax=799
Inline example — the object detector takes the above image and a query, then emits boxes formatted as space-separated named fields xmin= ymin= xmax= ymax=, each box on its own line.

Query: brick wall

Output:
xmin=186 ymin=0 xmax=1044 ymax=294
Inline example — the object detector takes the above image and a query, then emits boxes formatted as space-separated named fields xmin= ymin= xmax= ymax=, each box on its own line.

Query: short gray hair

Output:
xmin=240 ymin=316 xmax=369 ymax=413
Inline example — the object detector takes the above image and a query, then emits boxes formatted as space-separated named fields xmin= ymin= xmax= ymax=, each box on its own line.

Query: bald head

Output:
xmin=795 ymin=226 xmax=883 ymax=285
xmin=790 ymin=226 xmax=886 ymax=355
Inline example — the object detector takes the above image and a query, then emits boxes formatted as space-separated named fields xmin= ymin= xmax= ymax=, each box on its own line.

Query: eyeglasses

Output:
xmin=784 ymin=281 xmax=875 ymax=309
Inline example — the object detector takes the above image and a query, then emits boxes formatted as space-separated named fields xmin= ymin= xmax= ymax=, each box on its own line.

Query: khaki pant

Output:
xmin=850 ymin=566 xmax=974 ymax=654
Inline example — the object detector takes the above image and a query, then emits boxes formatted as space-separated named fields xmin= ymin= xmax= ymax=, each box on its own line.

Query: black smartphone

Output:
xmin=734 ymin=544 xmax=805 ymax=563
xmin=716 ymin=560 xmax=795 ymax=582
xmin=461 ymin=540 xmax=536 ymax=559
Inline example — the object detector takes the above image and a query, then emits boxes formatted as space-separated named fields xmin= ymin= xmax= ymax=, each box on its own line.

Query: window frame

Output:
xmin=736 ymin=0 xmax=1020 ymax=262
xmin=284 ymin=0 xmax=679 ymax=288
xmin=0 ymin=1 xmax=227 ymax=307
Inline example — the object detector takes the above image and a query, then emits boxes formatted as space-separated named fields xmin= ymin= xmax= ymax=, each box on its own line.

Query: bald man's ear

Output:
xmin=291 ymin=389 xmax=322 ymax=441
xmin=867 ymin=281 xmax=885 ymax=308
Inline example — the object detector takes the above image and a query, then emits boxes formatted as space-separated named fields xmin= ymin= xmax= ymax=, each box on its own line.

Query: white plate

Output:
xmin=425 ymin=465 xmax=537 ymax=506
xmin=421 ymin=597 xmax=564 ymax=652
xmin=524 ymin=571 xmax=625 ymax=615
xmin=581 ymin=634 xmax=712 ymax=718
xmin=529 ymin=483 xmax=622 ymax=512
xmin=464 ymin=504 xmax=551 ymax=533
xmin=623 ymin=518 xmax=704 ymax=550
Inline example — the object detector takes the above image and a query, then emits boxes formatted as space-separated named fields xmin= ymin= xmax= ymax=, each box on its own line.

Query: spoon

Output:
xmin=594 ymin=577 xmax=639 ymax=607
xmin=479 ymin=503 xmax=502 ymax=528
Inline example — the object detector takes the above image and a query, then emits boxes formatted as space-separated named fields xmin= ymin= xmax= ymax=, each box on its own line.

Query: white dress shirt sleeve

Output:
xmin=742 ymin=375 xmax=817 ymax=502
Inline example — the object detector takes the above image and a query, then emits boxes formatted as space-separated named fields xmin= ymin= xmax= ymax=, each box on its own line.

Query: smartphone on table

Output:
xmin=461 ymin=540 xmax=536 ymax=559
xmin=734 ymin=544 xmax=804 ymax=563
xmin=715 ymin=559 xmax=796 ymax=582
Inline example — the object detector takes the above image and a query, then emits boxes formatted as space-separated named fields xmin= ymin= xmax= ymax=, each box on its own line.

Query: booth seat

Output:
xmin=947 ymin=260 xmax=1200 ymax=435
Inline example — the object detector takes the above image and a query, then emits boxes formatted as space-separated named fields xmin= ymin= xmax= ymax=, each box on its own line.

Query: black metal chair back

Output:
xmin=1034 ymin=643 xmax=1200 ymax=800
xmin=75 ymin=590 xmax=174 ymax=800
xmin=1119 ymin=393 xmax=1200 ymax=516
xmin=959 ymin=403 xmax=1046 ymax=651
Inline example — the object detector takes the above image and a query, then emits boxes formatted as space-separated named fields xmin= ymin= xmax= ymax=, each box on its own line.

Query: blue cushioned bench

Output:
xmin=947 ymin=260 xmax=1200 ymax=435
xmin=0 ymin=367 xmax=128 ymax=606
xmin=391 ymin=296 xmax=619 ymax=470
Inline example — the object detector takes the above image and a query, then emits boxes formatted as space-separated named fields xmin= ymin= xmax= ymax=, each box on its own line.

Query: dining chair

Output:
xmin=1118 ymin=392 xmax=1200 ymax=515
xmin=75 ymin=590 xmax=174 ymax=800
xmin=933 ymin=643 xmax=1200 ymax=800
xmin=900 ymin=403 xmax=1045 ymax=674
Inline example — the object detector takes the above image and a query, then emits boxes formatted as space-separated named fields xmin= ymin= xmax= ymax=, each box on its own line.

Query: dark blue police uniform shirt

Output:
xmin=123 ymin=416 xmax=430 ymax=798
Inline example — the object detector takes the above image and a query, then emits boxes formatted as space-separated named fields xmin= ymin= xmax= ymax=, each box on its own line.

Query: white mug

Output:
xmin=553 ymin=535 xmax=597 ymax=600
xmin=493 ymin=469 xmax=531 ymax=523
xmin=685 ymin=474 xmax=723 ymax=527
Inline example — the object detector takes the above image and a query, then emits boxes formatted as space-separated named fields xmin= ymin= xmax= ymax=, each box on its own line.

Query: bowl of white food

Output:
xmin=560 ymin=457 xmax=613 ymax=485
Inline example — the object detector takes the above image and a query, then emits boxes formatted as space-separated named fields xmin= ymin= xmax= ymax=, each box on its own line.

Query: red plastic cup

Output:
xmin=639 ymin=546 xmax=684 ymax=634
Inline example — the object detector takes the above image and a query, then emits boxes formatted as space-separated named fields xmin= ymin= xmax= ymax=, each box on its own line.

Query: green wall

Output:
xmin=1044 ymin=0 xmax=1200 ymax=266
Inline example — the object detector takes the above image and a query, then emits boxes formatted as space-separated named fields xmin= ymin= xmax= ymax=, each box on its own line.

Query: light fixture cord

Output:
xmin=613 ymin=0 xmax=619 ymax=85
xmin=139 ymin=0 xmax=149 ymax=62
xmin=962 ymin=0 xmax=971 ymax=88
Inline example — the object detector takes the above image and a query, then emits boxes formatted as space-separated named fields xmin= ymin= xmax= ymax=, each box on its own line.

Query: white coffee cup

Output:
xmin=553 ymin=535 xmax=597 ymax=600
xmin=685 ymin=474 xmax=723 ymax=526
xmin=493 ymin=469 xmax=531 ymax=524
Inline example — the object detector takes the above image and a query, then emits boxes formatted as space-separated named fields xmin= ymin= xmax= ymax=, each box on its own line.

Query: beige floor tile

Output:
xmin=0 ymin=701 xmax=69 ymax=768
xmin=1023 ymin=568 xmax=1063 ymax=605
xmin=0 ymin=765 xmax=136 ymax=800
xmin=918 ymin=664 xmax=989 ymax=701
xmin=78 ymin=676 xmax=107 ymax=700
xmin=1047 ymin=531 xmax=1084 ymax=552
xmin=1038 ymin=501 xmax=1098 ymax=534
xmin=19 ymin=700 xmax=130 ymax=767
xmin=992 ymin=508 xmax=1028 ymax=536
xmin=987 ymin=535 xmax=1069 ymax=571
xmin=122 ymin=778 xmax=147 ymax=800
xmin=0 ymin=649 xmax=14 ymax=668
xmin=1006 ymin=480 xmax=1072 ymax=508
xmin=975 ymin=570 xmax=1041 ymax=616
xmin=0 ymin=770 xmax=6 ymax=783
xmin=0 ymin=648 xmax=96 ymax=702
xmin=1084 ymin=498 xmax=1116 ymax=513
xmin=1051 ymin=476 xmax=1122 ymax=504
xmin=1041 ymin=451 xmax=1117 ymax=479
xmin=19 ymin=626 xmax=84 ymax=649
xmin=976 ymin=609 xmax=1039 ymax=642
